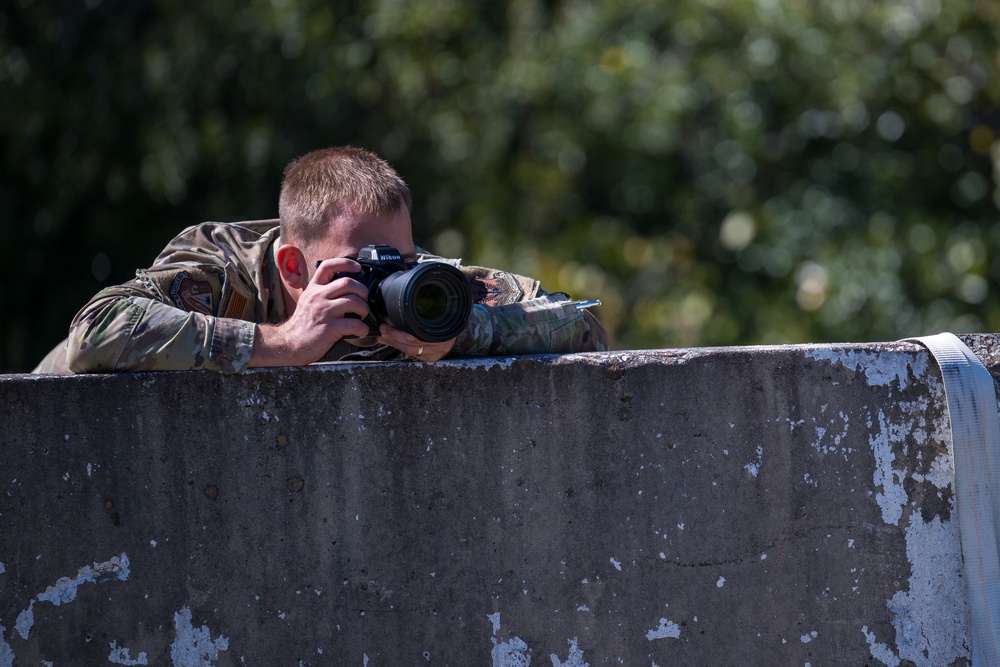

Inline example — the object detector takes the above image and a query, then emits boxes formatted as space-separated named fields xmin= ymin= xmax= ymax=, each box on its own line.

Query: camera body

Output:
xmin=332 ymin=245 xmax=473 ymax=342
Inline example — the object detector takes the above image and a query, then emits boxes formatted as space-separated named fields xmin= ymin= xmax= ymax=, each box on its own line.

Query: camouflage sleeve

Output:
xmin=450 ymin=294 xmax=610 ymax=356
xmin=66 ymin=282 xmax=256 ymax=373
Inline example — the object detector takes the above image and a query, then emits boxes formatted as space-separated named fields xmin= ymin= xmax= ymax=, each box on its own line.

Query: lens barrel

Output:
xmin=374 ymin=262 xmax=473 ymax=342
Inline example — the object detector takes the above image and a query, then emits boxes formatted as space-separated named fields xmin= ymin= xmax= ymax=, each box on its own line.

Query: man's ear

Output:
xmin=276 ymin=244 xmax=309 ymax=290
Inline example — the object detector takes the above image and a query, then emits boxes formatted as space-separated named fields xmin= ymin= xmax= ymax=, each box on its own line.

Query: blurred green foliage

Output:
xmin=3 ymin=0 xmax=1000 ymax=371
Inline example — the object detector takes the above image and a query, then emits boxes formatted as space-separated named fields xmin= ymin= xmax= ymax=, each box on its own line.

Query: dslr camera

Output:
xmin=330 ymin=244 xmax=473 ymax=342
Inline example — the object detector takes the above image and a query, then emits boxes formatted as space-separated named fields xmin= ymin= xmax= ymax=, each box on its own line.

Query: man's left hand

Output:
xmin=378 ymin=324 xmax=456 ymax=361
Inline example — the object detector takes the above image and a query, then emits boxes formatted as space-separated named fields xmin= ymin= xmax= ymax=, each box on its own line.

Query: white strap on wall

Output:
xmin=909 ymin=333 xmax=1000 ymax=666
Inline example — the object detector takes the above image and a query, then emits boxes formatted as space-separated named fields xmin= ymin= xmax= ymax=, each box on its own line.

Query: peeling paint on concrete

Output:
xmin=645 ymin=618 xmax=681 ymax=641
xmin=861 ymin=366 xmax=971 ymax=667
xmin=549 ymin=638 xmax=589 ymax=667
xmin=38 ymin=553 xmax=130 ymax=606
xmin=865 ymin=513 xmax=970 ymax=666
xmin=489 ymin=613 xmax=532 ymax=667
xmin=315 ymin=356 xmax=520 ymax=372
xmin=870 ymin=410 xmax=908 ymax=526
xmin=744 ymin=445 xmax=763 ymax=477
xmin=810 ymin=413 xmax=852 ymax=457
xmin=805 ymin=348 xmax=924 ymax=389
xmin=12 ymin=553 xmax=131 ymax=642
xmin=14 ymin=600 xmax=34 ymax=639
xmin=108 ymin=641 xmax=149 ymax=665
xmin=0 ymin=624 xmax=13 ymax=667
xmin=492 ymin=635 xmax=531 ymax=667
xmin=170 ymin=607 xmax=229 ymax=666
xmin=443 ymin=356 xmax=519 ymax=371
xmin=863 ymin=626 xmax=901 ymax=666
xmin=911 ymin=441 xmax=955 ymax=490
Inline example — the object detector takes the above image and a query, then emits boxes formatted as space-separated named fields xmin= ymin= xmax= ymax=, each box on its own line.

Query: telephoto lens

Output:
xmin=373 ymin=262 xmax=473 ymax=342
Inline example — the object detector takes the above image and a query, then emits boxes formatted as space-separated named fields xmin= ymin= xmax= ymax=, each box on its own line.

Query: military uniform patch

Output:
xmin=224 ymin=290 xmax=250 ymax=319
xmin=169 ymin=272 xmax=215 ymax=315
xmin=470 ymin=271 xmax=525 ymax=307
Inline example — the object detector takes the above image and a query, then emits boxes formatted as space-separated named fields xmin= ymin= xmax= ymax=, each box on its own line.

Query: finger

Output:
xmin=340 ymin=318 xmax=372 ymax=340
xmin=301 ymin=271 xmax=369 ymax=305
xmin=378 ymin=324 xmax=419 ymax=345
xmin=378 ymin=336 xmax=443 ymax=361
xmin=323 ymin=276 xmax=369 ymax=302
xmin=420 ymin=337 xmax=456 ymax=361
xmin=376 ymin=334 xmax=418 ymax=355
xmin=376 ymin=325 xmax=456 ymax=360
xmin=313 ymin=257 xmax=361 ymax=285
xmin=414 ymin=342 xmax=450 ymax=362
xmin=328 ymin=294 xmax=371 ymax=322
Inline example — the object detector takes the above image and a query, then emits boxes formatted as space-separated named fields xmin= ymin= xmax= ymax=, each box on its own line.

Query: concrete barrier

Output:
xmin=2 ymin=337 xmax=996 ymax=666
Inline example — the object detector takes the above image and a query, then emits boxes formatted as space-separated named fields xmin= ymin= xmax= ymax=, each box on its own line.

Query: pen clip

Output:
xmin=568 ymin=299 xmax=601 ymax=310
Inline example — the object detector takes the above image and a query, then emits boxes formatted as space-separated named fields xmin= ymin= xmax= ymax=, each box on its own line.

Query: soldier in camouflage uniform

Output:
xmin=33 ymin=146 xmax=608 ymax=374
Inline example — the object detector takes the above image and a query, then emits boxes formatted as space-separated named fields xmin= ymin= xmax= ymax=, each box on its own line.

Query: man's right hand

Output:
xmin=249 ymin=257 xmax=372 ymax=368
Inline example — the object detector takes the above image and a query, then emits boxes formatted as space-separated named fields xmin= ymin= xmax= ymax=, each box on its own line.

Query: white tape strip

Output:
xmin=909 ymin=333 xmax=1000 ymax=666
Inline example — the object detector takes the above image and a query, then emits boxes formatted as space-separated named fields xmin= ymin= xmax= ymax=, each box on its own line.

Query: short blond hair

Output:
xmin=278 ymin=146 xmax=412 ymax=245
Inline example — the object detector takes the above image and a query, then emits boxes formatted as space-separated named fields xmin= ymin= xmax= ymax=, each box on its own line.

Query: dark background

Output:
xmin=3 ymin=0 xmax=1000 ymax=372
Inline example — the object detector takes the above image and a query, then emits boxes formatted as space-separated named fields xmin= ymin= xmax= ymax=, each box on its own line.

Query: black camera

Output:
xmin=330 ymin=245 xmax=473 ymax=342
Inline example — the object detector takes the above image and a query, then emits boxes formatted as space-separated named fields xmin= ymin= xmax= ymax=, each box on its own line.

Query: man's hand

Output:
xmin=250 ymin=258 xmax=371 ymax=367
xmin=377 ymin=324 xmax=456 ymax=362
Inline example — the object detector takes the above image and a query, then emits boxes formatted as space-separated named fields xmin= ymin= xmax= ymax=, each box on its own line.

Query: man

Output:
xmin=34 ymin=146 xmax=609 ymax=374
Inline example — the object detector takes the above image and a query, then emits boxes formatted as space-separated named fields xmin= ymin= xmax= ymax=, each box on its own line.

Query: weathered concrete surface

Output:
xmin=1 ymin=338 xmax=993 ymax=666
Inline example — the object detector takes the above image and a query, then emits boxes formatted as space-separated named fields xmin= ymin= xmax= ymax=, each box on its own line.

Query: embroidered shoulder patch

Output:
xmin=169 ymin=272 xmax=215 ymax=315
xmin=224 ymin=290 xmax=250 ymax=319
xmin=470 ymin=272 xmax=525 ymax=307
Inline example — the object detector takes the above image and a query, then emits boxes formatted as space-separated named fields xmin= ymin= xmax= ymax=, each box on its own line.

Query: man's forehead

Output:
xmin=314 ymin=207 xmax=415 ymax=257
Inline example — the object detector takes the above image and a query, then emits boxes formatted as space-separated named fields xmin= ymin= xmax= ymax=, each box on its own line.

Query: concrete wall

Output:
xmin=2 ymin=338 xmax=994 ymax=666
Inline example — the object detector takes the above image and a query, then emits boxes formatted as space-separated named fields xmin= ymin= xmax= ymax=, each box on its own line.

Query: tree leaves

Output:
xmin=2 ymin=0 xmax=999 ymax=369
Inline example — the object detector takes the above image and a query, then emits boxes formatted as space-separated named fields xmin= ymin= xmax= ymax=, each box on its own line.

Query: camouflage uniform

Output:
xmin=34 ymin=220 xmax=609 ymax=374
